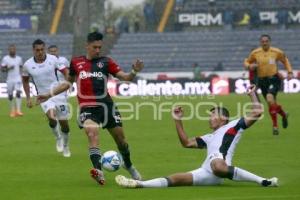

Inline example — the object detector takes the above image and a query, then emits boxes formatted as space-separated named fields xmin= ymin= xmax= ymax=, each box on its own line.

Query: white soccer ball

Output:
xmin=101 ymin=150 xmax=123 ymax=172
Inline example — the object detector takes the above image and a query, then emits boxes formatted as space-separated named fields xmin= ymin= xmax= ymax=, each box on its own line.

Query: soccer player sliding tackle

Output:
xmin=115 ymin=85 xmax=278 ymax=188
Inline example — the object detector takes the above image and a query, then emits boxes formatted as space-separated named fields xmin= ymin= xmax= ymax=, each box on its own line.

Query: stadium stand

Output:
xmin=181 ymin=0 xmax=300 ymax=12
xmin=109 ymin=30 xmax=300 ymax=72
xmin=0 ymin=0 xmax=46 ymax=14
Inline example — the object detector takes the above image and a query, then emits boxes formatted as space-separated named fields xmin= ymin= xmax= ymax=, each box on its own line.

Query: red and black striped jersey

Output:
xmin=69 ymin=56 xmax=121 ymax=107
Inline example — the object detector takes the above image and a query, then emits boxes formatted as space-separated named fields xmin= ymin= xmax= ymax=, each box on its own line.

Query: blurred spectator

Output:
xmin=46 ymin=0 xmax=56 ymax=12
xmin=115 ymin=16 xmax=129 ymax=33
xmin=175 ymin=0 xmax=185 ymax=11
xmin=223 ymin=8 xmax=233 ymax=30
xmin=90 ymin=23 xmax=100 ymax=33
xmin=250 ymin=7 xmax=260 ymax=29
xmin=208 ymin=0 xmax=216 ymax=7
xmin=120 ymin=16 xmax=129 ymax=33
xmin=133 ymin=14 xmax=140 ymax=33
xmin=193 ymin=62 xmax=203 ymax=80
xmin=214 ymin=61 xmax=224 ymax=71
xmin=16 ymin=0 xmax=31 ymax=9
xmin=278 ymin=10 xmax=288 ymax=29
xmin=143 ymin=3 xmax=156 ymax=25
xmin=30 ymin=15 xmax=39 ymax=34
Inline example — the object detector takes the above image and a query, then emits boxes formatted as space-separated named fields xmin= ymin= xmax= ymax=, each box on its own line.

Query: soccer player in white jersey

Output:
xmin=22 ymin=39 xmax=71 ymax=157
xmin=116 ymin=85 xmax=278 ymax=188
xmin=1 ymin=44 xmax=23 ymax=117
xmin=47 ymin=45 xmax=70 ymax=80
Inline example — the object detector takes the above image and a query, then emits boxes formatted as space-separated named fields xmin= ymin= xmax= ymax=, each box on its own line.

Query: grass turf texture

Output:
xmin=0 ymin=93 xmax=299 ymax=200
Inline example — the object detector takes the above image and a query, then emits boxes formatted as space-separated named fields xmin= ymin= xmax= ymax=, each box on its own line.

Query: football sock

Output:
xmin=9 ymin=99 xmax=14 ymax=112
xmin=140 ymin=178 xmax=169 ymax=188
xmin=16 ymin=97 xmax=22 ymax=112
xmin=118 ymin=143 xmax=132 ymax=169
xmin=231 ymin=167 xmax=264 ymax=184
xmin=275 ymin=104 xmax=286 ymax=118
xmin=89 ymin=147 xmax=102 ymax=170
xmin=61 ymin=131 xmax=69 ymax=147
xmin=268 ymin=104 xmax=278 ymax=127
xmin=49 ymin=121 xmax=60 ymax=139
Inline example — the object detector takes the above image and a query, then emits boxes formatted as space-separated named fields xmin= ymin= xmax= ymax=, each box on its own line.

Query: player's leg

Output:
xmin=58 ymin=119 xmax=71 ymax=157
xmin=56 ymin=104 xmax=71 ymax=157
xmin=116 ymin=172 xmax=193 ymax=188
xmin=266 ymin=93 xmax=279 ymax=135
xmin=82 ymin=119 xmax=105 ymax=185
xmin=45 ymin=108 xmax=63 ymax=152
xmin=107 ymin=126 xmax=141 ymax=180
xmin=79 ymin=106 xmax=105 ymax=184
xmin=105 ymin=102 xmax=141 ymax=180
xmin=6 ymin=81 xmax=15 ymax=117
xmin=14 ymin=82 xmax=23 ymax=116
xmin=41 ymin=100 xmax=63 ymax=152
xmin=269 ymin=76 xmax=288 ymax=129
xmin=258 ymin=78 xmax=280 ymax=135
xmin=211 ymin=159 xmax=278 ymax=187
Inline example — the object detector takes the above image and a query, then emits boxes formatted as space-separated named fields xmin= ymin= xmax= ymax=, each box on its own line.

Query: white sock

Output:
xmin=61 ymin=131 xmax=69 ymax=147
xmin=140 ymin=178 xmax=169 ymax=188
xmin=16 ymin=97 xmax=22 ymax=112
xmin=232 ymin=167 xmax=264 ymax=184
xmin=51 ymin=123 xmax=61 ymax=139
xmin=9 ymin=100 xmax=14 ymax=112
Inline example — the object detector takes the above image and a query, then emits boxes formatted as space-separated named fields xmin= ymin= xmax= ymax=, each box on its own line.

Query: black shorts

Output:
xmin=78 ymin=103 xmax=122 ymax=129
xmin=257 ymin=75 xmax=282 ymax=98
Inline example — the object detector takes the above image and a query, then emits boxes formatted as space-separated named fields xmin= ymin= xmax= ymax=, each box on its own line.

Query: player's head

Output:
xmin=209 ymin=107 xmax=230 ymax=129
xmin=32 ymin=39 xmax=46 ymax=61
xmin=86 ymin=31 xmax=103 ymax=59
xmin=8 ymin=44 xmax=16 ymax=57
xmin=260 ymin=34 xmax=271 ymax=51
xmin=48 ymin=45 xmax=59 ymax=57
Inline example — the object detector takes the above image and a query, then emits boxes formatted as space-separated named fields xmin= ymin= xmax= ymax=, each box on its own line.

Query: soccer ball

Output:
xmin=101 ymin=150 xmax=123 ymax=172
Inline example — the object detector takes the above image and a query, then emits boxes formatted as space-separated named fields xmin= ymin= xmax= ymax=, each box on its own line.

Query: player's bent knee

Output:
xmin=16 ymin=91 xmax=21 ymax=98
xmin=48 ymin=120 xmax=57 ymax=128
xmin=211 ymin=160 xmax=228 ymax=178
xmin=85 ymin=127 xmax=98 ymax=138
xmin=8 ymin=94 xmax=13 ymax=101
xmin=61 ymin=126 xmax=70 ymax=133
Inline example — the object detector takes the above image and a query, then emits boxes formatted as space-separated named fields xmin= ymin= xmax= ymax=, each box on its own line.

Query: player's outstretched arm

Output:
xmin=22 ymin=75 xmax=33 ymax=108
xmin=115 ymin=59 xmax=144 ymax=81
xmin=172 ymin=106 xmax=199 ymax=148
xmin=37 ymin=73 xmax=74 ymax=103
xmin=244 ymin=85 xmax=263 ymax=128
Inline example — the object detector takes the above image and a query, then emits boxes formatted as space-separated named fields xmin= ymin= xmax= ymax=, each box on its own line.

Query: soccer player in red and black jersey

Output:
xmin=38 ymin=32 xmax=144 ymax=185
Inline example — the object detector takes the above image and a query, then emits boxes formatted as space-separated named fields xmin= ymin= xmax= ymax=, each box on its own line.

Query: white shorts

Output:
xmin=7 ymin=80 xmax=22 ymax=95
xmin=40 ymin=95 xmax=70 ymax=120
xmin=189 ymin=168 xmax=223 ymax=186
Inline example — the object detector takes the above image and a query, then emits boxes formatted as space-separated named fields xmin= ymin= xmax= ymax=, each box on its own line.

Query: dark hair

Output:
xmin=48 ymin=44 xmax=58 ymax=49
xmin=210 ymin=106 xmax=230 ymax=123
xmin=260 ymin=34 xmax=271 ymax=41
xmin=32 ymin=39 xmax=45 ymax=48
xmin=87 ymin=32 xmax=103 ymax=43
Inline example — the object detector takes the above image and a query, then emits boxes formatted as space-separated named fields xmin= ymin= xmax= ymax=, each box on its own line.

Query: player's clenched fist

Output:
xmin=172 ymin=106 xmax=184 ymax=120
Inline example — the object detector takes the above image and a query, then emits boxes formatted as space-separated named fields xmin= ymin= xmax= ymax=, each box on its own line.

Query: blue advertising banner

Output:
xmin=0 ymin=15 xmax=31 ymax=31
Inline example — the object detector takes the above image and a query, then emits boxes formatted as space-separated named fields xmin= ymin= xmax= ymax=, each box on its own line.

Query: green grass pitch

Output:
xmin=1 ymin=93 xmax=300 ymax=200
